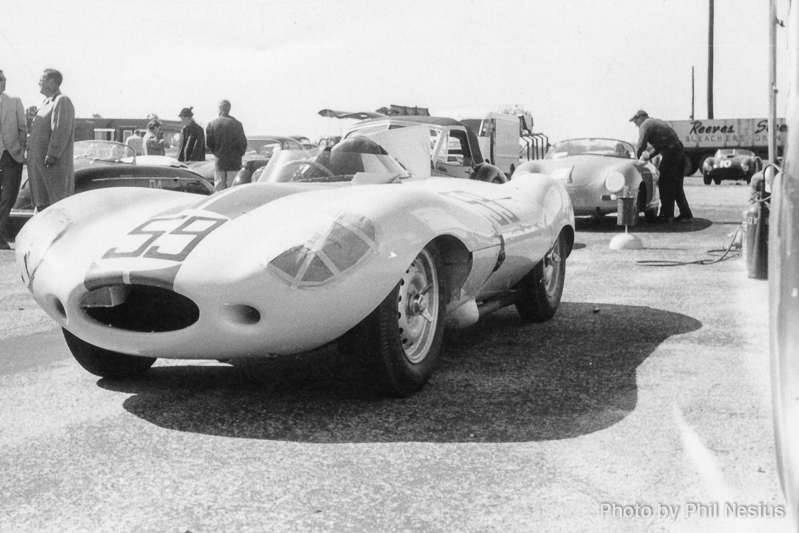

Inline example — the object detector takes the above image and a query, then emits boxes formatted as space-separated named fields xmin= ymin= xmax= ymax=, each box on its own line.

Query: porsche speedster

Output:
xmin=16 ymin=136 xmax=574 ymax=397
xmin=514 ymin=138 xmax=660 ymax=224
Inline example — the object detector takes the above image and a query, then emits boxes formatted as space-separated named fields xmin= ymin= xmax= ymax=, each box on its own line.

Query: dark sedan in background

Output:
xmin=5 ymin=140 xmax=213 ymax=240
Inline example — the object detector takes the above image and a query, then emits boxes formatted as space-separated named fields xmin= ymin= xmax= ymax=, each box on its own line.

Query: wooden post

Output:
xmin=707 ymin=0 xmax=714 ymax=119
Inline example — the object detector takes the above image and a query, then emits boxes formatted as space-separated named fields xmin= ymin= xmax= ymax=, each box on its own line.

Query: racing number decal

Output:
xmin=103 ymin=215 xmax=226 ymax=262
xmin=441 ymin=191 xmax=520 ymax=226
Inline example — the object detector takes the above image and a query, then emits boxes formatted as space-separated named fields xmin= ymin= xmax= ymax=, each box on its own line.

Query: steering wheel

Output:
xmin=283 ymin=160 xmax=336 ymax=181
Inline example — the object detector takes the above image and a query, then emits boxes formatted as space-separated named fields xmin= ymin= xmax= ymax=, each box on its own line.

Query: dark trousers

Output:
xmin=0 ymin=151 xmax=23 ymax=241
xmin=658 ymin=146 xmax=687 ymax=219
xmin=674 ymin=172 xmax=692 ymax=218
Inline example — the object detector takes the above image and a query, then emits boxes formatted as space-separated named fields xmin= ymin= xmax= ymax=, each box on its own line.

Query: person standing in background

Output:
xmin=142 ymin=119 xmax=170 ymax=156
xmin=177 ymin=107 xmax=205 ymax=162
xmin=0 ymin=70 xmax=27 ymax=249
xmin=205 ymin=99 xmax=247 ymax=191
xmin=28 ymin=68 xmax=75 ymax=212
xmin=125 ymin=129 xmax=144 ymax=155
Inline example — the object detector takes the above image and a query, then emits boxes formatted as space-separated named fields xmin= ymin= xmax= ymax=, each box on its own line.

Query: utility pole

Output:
xmin=707 ymin=0 xmax=714 ymax=119
xmin=768 ymin=0 xmax=778 ymax=164
xmin=691 ymin=66 xmax=695 ymax=120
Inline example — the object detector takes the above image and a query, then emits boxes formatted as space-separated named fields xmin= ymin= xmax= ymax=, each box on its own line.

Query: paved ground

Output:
xmin=0 ymin=176 xmax=790 ymax=532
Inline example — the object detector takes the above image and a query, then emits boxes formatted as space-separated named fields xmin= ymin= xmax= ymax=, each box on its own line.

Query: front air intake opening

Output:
xmin=82 ymin=285 xmax=200 ymax=332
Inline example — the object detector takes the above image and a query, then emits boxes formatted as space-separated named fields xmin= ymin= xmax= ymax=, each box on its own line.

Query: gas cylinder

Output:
xmin=744 ymin=179 xmax=769 ymax=279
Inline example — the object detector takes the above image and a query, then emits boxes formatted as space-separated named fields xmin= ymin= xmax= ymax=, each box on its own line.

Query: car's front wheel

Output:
xmin=713 ymin=176 xmax=722 ymax=185
xmin=345 ymin=243 xmax=446 ymax=397
xmin=63 ymin=329 xmax=156 ymax=378
xmin=515 ymin=231 xmax=567 ymax=322
xmin=703 ymin=173 xmax=713 ymax=185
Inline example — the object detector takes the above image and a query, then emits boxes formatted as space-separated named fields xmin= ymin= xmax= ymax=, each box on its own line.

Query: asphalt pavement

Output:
xmin=0 ymin=176 xmax=790 ymax=533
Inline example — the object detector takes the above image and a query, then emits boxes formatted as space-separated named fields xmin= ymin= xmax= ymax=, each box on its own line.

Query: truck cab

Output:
xmin=345 ymin=116 xmax=507 ymax=183
xmin=436 ymin=109 xmax=523 ymax=177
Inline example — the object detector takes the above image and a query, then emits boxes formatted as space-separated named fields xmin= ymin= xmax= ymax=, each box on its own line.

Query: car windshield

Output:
xmin=258 ymin=141 xmax=410 ymax=184
xmin=74 ymin=140 xmax=135 ymax=163
xmin=246 ymin=139 xmax=283 ymax=157
xmin=718 ymin=149 xmax=754 ymax=158
xmin=546 ymin=139 xmax=635 ymax=159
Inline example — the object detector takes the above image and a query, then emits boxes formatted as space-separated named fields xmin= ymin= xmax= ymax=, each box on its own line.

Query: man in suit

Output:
xmin=0 ymin=70 xmax=28 ymax=249
xmin=28 ymin=69 xmax=75 ymax=212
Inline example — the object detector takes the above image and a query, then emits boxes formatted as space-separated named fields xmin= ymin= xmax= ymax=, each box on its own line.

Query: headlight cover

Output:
xmin=18 ymin=207 xmax=73 ymax=287
xmin=268 ymin=212 xmax=379 ymax=288
xmin=604 ymin=171 xmax=626 ymax=193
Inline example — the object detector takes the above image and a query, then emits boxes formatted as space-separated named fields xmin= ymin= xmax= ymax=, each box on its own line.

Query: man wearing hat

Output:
xmin=177 ymin=107 xmax=205 ymax=162
xmin=631 ymin=109 xmax=693 ymax=222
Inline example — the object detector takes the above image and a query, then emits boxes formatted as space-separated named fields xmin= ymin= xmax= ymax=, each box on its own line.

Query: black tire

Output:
xmin=63 ymin=328 xmax=156 ymax=378
xmin=698 ymin=154 xmax=715 ymax=179
xmin=703 ymin=173 xmax=712 ymax=185
xmin=515 ymin=231 xmax=567 ymax=322
xmin=713 ymin=176 xmax=722 ymax=185
xmin=345 ymin=243 xmax=446 ymax=397
xmin=683 ymin=154 xmax=697 ymax=177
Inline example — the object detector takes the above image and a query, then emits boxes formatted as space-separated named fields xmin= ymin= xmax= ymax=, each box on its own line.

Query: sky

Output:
xmin=0 ymin=0 xmax=792 ymax=145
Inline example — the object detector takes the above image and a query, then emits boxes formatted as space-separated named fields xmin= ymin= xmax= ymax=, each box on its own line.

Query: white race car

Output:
xmin=16 ymin=135 xmax=575 ymax=396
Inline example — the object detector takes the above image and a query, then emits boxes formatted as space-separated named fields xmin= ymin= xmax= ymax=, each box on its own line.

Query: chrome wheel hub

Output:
xmin=542 ymin=240 xmax=562 ymax=295
xmin=397 ymin=249 xmax=439 ymax=364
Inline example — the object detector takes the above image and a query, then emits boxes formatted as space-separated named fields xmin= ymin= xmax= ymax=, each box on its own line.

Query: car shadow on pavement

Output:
xmin=575 ymin=216 xmax=712 ymax=233
xmin=100 ymin=302 xmax=701 ymax=443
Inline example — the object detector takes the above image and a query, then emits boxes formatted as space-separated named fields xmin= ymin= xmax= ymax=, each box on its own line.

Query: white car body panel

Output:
xmin=17 ymin=155 xmax=572 ymax=361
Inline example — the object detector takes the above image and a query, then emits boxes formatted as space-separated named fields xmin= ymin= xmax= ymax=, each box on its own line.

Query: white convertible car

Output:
xmin=16 ymin=135 xmax=574 ymax=396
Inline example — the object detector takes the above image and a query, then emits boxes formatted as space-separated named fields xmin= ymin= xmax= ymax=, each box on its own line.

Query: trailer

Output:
xmin=665 ymin=118 xmax=787 ymax=176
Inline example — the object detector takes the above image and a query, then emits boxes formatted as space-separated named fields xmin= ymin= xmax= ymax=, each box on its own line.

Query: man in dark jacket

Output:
xmin=177 ymin=107 xmax=205 ymax=162
xmin=631 ymin=109 xmax=693 ymax=223
xmin=205 ymin=99 xmax=247 ymax=191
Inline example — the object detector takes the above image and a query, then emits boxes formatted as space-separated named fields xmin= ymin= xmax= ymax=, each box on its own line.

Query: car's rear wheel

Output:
xmin=515 ymin=231 xmax=566 ymax=322
xmin=713 ymin=176 xmax=722 ymax=185
xmin=683 ymin=154 xmax=697 ymax=177
xmin=345 ymin=243 xmax=446 ymax=397
xmin=63 ymin=328 xmax=156 ymax=378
